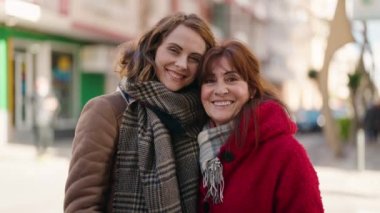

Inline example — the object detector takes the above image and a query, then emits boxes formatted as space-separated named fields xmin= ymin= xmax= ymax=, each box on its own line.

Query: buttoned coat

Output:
xmin=199 ymin=101 xmax=324 ymax=213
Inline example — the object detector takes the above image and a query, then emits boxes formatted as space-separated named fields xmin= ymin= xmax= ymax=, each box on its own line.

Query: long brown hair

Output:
xmin=199 ymin=40 xmax=285 ymax=146
xmin=114 ymin=40 xmax=137 ymax=77
xmin=119 ymin=13 xmax=216 ymax=83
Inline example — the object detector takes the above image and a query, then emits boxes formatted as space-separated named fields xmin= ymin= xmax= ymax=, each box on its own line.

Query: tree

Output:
xmin=316 ymin=0 xmax=355 ymax=156
xmin=348 ymin=21 xmax=379 ymax=143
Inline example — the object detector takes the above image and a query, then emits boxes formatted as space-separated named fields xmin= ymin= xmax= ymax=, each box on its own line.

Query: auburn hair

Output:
xmin=199 ymin=40 xmax=286 ymax=147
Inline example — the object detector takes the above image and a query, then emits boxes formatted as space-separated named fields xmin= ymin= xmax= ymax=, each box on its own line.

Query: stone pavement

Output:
xmin=0 ymin=133 xmax=379 ymax=213
xmin=0 ymin=140 xmax=71 ymax=213
xmin=296 ymin=132 xmax=380 ymax=213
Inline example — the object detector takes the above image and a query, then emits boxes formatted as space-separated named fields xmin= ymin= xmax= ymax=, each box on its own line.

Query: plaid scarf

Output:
xmin=113 ymin=78 xmax=205 ymax=213
xmin=198 ymin=121 xmax=234 ymax=204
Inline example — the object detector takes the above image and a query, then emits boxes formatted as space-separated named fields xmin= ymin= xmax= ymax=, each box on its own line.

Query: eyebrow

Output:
xmin=224 ymin=71 xmax=238 ymax=75
xmin=167 ymin=43 xmax=182 ymax=50
xmin=207 ymin=70 xmax=238 ymax=77
xmin=167 ymin=43 xmax=204 ymax=56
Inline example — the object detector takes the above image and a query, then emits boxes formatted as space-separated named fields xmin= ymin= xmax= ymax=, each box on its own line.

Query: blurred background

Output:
xmin=0 ymin=0 xmax=379 ymax=212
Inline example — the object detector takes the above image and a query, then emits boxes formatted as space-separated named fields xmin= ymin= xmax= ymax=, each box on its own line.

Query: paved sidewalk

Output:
xmin=317 ymin=166 xmax=380 ymax=213
xmin=0 ymin=133 xmax=380 ymax=212
xmin=0 ymin=141 xmax=71 ymax=213
xmin=297 ymin=133 xmax=380 ymax=213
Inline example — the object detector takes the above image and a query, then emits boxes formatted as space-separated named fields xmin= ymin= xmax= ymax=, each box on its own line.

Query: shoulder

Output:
xmin=82 ymin=92 xmax=126 ymax=119
xmin=76 ymin=92 xmax=127 ymax=131
xmin=246 ymin=100 xmax=297 ymax=141
xmin=274 ymin=135 xmax=307 ymax=155
xmin=255 ymin=100 xmax=287 ymax=116
xmin=266 ymin=135 xmax=313 ymax=171
xmin=251 ymin=100 xmax=292 ymax=130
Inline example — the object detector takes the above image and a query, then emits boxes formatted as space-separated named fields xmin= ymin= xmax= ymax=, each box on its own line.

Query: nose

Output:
xmin=214 ymin=82 xmax=229 ymax=96
xmin=175 ymin=55 xmax=187 ymax=70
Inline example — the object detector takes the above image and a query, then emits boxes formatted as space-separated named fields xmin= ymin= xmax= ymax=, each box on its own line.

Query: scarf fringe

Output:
xmin=203 ymin=158 xmax=224 ymax=204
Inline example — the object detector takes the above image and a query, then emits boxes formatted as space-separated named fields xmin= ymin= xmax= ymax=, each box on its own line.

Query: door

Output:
xmin=12 ymin=39 xmax=80 ymax=137
xmin=13 ymin=49 xmax=36 ymax=131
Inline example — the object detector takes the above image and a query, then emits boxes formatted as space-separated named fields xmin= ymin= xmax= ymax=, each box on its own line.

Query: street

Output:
xmin=0 ymin=133 xmax=380 ymax=212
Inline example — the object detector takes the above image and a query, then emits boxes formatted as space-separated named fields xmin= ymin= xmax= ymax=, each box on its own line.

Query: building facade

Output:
xmin=2 ymin=0 xmax=353 ymax=144
xmin=0 ymin=0 xmax=209 ymax=143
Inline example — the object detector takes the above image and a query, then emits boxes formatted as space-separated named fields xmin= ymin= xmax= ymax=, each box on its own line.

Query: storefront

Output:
xmin=0 ymin=0 xmax=208 ymax=144
xmin=0 ymin=27 xmax=108 ymax=143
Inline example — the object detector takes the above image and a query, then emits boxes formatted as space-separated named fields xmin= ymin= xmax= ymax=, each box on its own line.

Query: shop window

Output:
xmin=51 ymin=51 xmax=74 ymax=120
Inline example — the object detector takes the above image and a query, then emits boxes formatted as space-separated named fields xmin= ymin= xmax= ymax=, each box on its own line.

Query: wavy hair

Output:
xmin=118 ymin=13 xmax=216 ymax=83
xmin=199 ymin=40 xmax=286 ymax=146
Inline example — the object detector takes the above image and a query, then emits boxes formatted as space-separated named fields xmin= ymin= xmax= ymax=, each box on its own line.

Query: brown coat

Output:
xmin=64 ymin=92 xmax=126 ymax=213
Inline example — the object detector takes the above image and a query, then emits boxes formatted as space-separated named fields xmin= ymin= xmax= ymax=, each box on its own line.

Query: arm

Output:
xmin=275 ymin=140 xmax=324 ymax=213
xmin=64 ymin=96 xmax=120 ymax=213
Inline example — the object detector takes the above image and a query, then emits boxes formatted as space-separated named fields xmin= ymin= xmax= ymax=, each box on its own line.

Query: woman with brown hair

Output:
xmin=197 ymin=40 xmax=323 ymax=212
xmin=64 ymin=13 xmax=216 ymax=213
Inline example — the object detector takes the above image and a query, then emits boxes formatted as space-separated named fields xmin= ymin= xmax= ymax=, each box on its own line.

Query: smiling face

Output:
xmin=201 ymin=57 xmax=250 ymax=126
xmin=155 ymin=24 xmax=207 ymax=91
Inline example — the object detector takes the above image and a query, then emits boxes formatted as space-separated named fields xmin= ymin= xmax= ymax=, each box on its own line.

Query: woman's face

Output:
xmin=155 ymin=24 xmax=206 ymax=91
xmin=201 ymin=57 xmax=250 ymax=126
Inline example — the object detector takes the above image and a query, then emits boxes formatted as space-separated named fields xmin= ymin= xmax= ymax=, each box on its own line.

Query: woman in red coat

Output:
xmin=197 ymin=40 xmax=324 ymax=213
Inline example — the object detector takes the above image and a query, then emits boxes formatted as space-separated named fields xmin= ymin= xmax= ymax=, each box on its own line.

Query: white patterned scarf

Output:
xmin=198 ymin=121 xmax=234 ymax=204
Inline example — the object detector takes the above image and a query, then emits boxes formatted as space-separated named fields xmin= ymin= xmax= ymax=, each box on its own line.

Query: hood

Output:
xmin=256 ymin=101 xmax=297 ymax=142
xmin=238 ymin=100 xmax=297 ymax=144
xmin=218 ymin=100 xmax=297 ymax=162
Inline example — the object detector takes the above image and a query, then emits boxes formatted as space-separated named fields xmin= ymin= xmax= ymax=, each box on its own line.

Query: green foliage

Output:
xmin=308 ymin=69 xmax=318 ymax=80
xmin=337 ymin=118 xmax=351 ymax=142
xmin=348 ymin=73 xmax=361 ymax=91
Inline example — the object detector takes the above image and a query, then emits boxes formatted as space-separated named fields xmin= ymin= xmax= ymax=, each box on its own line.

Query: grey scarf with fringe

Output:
xmin=113 ymin=78 xmax=205 ymax=213
xmin=198 ymin=121 xmax=234 ymax=204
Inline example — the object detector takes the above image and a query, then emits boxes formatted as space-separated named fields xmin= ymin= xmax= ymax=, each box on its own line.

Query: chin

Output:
xmin=216 ymin=118 xmax=232 ymax=125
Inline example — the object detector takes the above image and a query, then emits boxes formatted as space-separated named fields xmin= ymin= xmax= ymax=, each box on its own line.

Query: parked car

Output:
xmin=294 ymin=109 xmax=323 ymax=133
xmin=294 ymin=106 xmax=352 ymax=133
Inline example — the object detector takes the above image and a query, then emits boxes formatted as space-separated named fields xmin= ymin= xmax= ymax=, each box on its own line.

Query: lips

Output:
xmin=167 ymin=69 xmax=186 ymax=81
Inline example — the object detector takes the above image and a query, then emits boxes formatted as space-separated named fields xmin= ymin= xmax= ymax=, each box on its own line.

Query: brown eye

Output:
xmin=227 ymin=76 xmax=239 ymax=82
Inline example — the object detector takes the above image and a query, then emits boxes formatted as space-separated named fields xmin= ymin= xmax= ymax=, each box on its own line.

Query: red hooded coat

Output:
xmin=199 ymin=101 xmax=324 ymax=213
